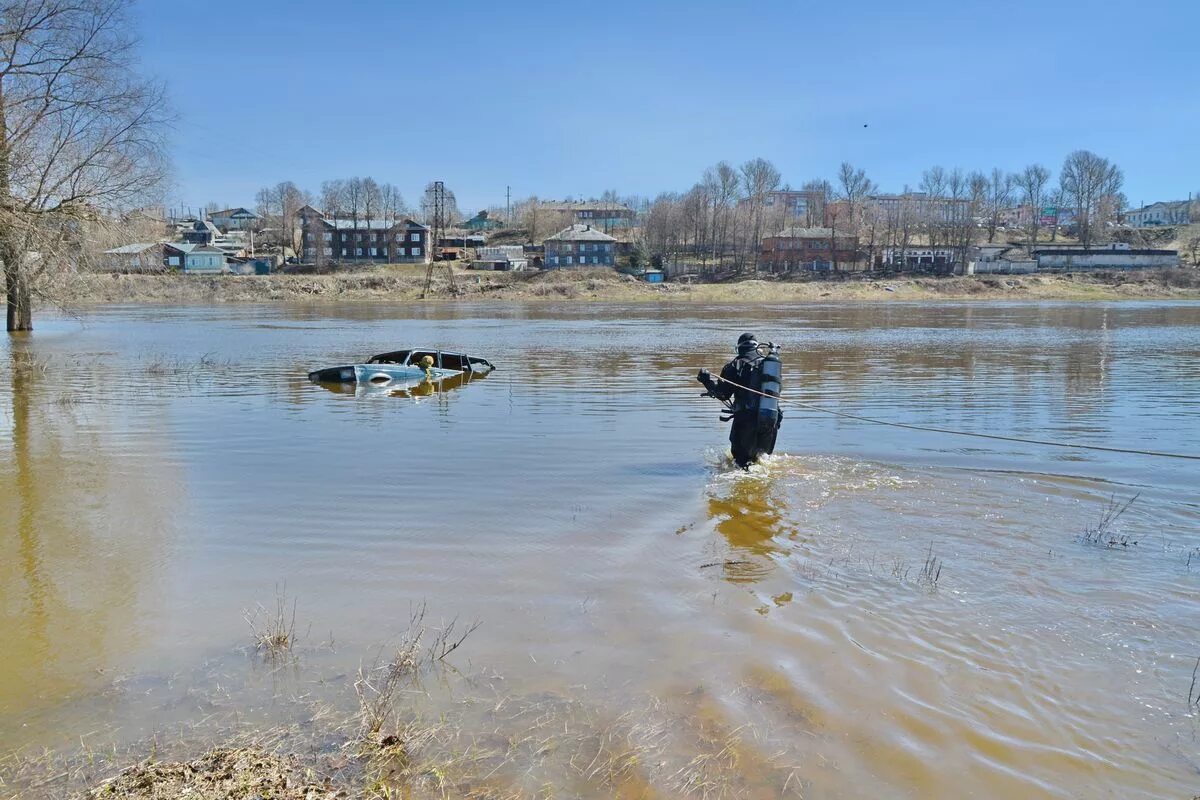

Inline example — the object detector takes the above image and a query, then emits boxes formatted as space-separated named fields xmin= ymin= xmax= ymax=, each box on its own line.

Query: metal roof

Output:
xmin=544 ymin=224 xmax=618 ymax=242
xmin=322 ymin=218 xmax=430 ymax=231
xmin=104 ymin=242 xmax=160 ymax=254
xmin=771 ymin=227 xmax=835 ymax=238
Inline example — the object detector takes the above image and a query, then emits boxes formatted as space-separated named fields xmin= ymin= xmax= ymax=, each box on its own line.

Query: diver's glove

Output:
xmin=697 ymin=369 xmax=718 ymax=395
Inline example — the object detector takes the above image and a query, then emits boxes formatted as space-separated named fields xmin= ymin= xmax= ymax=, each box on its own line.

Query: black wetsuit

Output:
xmin=710 ymin=351 xmax=781 ymax=468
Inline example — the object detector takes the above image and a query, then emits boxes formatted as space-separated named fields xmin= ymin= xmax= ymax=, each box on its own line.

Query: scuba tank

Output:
xmin=756 ymin=344 xmax=782 ymax=426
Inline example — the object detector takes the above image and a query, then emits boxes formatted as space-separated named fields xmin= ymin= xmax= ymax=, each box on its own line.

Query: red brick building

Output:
xmin=761 ymin=227 xmax=861 ymax=272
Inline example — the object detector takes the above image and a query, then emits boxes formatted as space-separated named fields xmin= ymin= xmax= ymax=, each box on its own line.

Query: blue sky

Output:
xmin=137 ymin=0 xmax=1199 ymax=215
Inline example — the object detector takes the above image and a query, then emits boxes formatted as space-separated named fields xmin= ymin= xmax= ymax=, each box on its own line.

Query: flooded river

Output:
xmin=2 ymin=301 xmax=1199 ymax=798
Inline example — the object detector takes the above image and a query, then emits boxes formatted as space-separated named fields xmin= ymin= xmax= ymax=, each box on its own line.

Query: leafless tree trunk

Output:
xmin=836 ymin=162 xmax=877 ymax=271
xmin=739 ymin=157 xmax=780 ymax=273
xmin=1 ymin=0 xmax=169 ymax=331
xmin=984 ymin=168 xmax=1015 ymax=243
xmin=1014 ymin=164 xmax=1050 ymax=246
xmin=1060 ymin=150 xmax=1123 ymax=249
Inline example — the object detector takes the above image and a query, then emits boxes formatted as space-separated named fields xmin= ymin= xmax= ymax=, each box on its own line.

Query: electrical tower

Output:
xmin=422 ymin=180 xmax=458 ymax=298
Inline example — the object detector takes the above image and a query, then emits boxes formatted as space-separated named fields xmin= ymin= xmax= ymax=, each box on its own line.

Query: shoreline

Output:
xmin=36 ymin=267 xmax=1200 ymax=309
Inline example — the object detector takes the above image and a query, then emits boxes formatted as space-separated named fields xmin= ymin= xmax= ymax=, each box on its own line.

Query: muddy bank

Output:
xmin=46 ymin=266 xmax=1200 ymax=307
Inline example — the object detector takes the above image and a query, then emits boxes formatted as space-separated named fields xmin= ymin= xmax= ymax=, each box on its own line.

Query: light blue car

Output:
xmin=309 ymin=348 xmax=495 ymax=388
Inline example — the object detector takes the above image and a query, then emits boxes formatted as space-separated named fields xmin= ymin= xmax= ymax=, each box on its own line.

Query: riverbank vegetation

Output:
xmin=46 ymin=265 xmax=1200 ymax=307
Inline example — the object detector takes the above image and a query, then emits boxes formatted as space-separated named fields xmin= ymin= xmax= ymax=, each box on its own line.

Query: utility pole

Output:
xmin=422 ymin=180 xmax=457 ymax=298
xmin=506 ymin=185 xmax=511 ymax=224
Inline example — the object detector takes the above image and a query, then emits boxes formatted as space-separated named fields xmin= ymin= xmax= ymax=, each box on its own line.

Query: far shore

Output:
xmin=34 ymin=266 xmax=1200 ymax=309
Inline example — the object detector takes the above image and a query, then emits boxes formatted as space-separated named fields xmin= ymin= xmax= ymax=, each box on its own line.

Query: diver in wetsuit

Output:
xmin=697 ymin=333 xmax=782 ymax=468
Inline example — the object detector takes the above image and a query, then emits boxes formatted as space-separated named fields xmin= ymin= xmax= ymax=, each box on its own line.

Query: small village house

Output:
xmin=297 ymin=205 xmax=431 ymax=265
xmin=182 ymin=244 xmax=229 ymax=274
xmin=544 ymin=224 xmax=617 ymax=268
xmin=99 ymin=242 xmax=184 ymax=273
xmin=206 ymin=207 xmax=259 ymax=232
xmin=182 ymin=219 xmax=221 ymax=245
xmin=463 ymin=211 xmax=503 ymax=232
xmin=760 ymin=227 xmax=860 ymax=272
xmin=472 ymin=245 xmax=528 ymax=271
xmin=1123 ymin=200 xmax=1192 ymax=228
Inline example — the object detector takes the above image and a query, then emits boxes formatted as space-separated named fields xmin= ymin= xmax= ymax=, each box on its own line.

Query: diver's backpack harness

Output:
xmin=699 ymin=342 xmax=783 ymax=425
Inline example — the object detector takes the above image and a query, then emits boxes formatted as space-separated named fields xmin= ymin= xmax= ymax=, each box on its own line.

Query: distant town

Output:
xmin=96 ymin=155 xmax=1200 ymax=282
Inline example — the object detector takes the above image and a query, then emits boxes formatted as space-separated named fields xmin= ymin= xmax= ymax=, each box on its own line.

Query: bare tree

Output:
xmin=345 ymin=177 xmax=364 ymax=229
xmin=254 ymin=180 xmax=305 ymax=255
xmin=802 ymin=179 xmax=832 ymax=228
xmin=1014 ymin=164 xmax=1051 ymax=245
xmin=920 ymin=166 xmax=947 ymax=247
xmin=983 ymin=168 xmax=1015 ymax=243
xmin=380 ymin=183 xmax=406 ymax=224
xmin=707 ymin=162 xmax=739 ymax=266
xmin=1060 ymin=150 xmax=1123 ymax=248
xmin=739 ymin=157 xmax=781 ymax=272
xmin=945 ymin=168 xmax=977 ymax=267
xmin=1 ymin=0 xmax=170 ymax=331
xmin=361 ymin=177 xmax=381 ymax=226
xmin=834 ymin=162 xmax=877 ymax=271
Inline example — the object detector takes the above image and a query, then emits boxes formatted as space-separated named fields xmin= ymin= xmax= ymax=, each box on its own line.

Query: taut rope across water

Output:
xmin=708 ymin=375 xmax=1200 ymax=461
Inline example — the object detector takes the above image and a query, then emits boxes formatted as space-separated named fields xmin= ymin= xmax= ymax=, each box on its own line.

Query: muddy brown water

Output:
xmin=1 ymin=301 xmax=1199 ymax=798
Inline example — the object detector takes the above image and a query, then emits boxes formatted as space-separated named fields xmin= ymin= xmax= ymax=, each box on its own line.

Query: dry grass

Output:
xmin=0 ymin=589 xmax=817 ymax=800
xmin=354 ymin=603 xmax=481 ymax=744
xmin=243 ymin=584 xmax=298 ymax=659
xmin=9 ymin=350 xmax=50 ymax=375
xmin=86 ymin=747 xmax=338 ymax=800
xmin=1079 ymin=494 xmax=1140 ymax=548
xmin=42 ymin=266 xmax=1200 ymax=307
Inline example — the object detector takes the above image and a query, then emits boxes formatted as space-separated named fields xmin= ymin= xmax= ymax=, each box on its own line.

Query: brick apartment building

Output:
xmin=761 ymin=227 xmax=860 ymax=271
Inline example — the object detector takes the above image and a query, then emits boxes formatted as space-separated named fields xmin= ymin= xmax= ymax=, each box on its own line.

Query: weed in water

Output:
xmin=918 ymin=542 xmax=943 ymax=589
xmin=1079 ymin=493 xmax=1141 ymax=548
xmin=244 ymin=584 xmax=298 ymax=659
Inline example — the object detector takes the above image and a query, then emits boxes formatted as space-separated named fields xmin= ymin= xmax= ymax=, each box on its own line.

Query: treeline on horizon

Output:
xmin=243 ymin=149 xmax=1188 ymax=270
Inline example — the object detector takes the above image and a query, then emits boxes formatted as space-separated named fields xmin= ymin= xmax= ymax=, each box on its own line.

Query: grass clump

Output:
xmin=1079 ymin=494 xmax=1140 ymax=548
xmin=243 ymin=584 xmax=298 ymax=659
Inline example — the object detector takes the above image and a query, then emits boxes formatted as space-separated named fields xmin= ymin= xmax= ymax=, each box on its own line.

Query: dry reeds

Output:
xmin=244 ymin=584 xmax=298 ymax=659
xmin=1079 ymin=493 xmax=1141 ymax=548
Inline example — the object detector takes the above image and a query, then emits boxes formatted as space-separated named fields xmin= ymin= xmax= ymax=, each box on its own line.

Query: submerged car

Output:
xmin=308 ymin=348 xmax=495 ymax=387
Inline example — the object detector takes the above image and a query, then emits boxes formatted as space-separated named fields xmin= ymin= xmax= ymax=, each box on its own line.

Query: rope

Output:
xmin=708 ymin=375 xmax=1200 ymax=461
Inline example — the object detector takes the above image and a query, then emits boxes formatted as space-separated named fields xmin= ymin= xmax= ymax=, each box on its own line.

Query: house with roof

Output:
xmin=463 ymin=211 xmax=503 ymax=232
xmin=181 ymin=244 xmax=229 ymax=274
xmin=207 ymin=207 xmax=259 ymax=232
xmin=99 ymin=242 xmax=185 ymax=273
xmin=1123 ymin=200 xmax=1192 ymax=228
xmin=543 ymin=224 xmax=617 ymax=268
xmin=182 ymin=219 xmax=221 ymax=245
xmin=761 ymin=227 xmax=860 ymax=272
xmin=472 ymin=245 xmax=528 ymax=271
xmin=297 ymin=206 xmax=431 ymax=266
xmin=539 ymin=201 xmax=636 ymax=231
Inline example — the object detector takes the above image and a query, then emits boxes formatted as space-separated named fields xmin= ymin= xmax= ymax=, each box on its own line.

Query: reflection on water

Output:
xmin=0 ymin=348 xmax=179 ymax=724
xmin=311 ymin=367 xmax=489 ymax=399
xmin=0 ymin=301 xmax=1198 ymax=798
